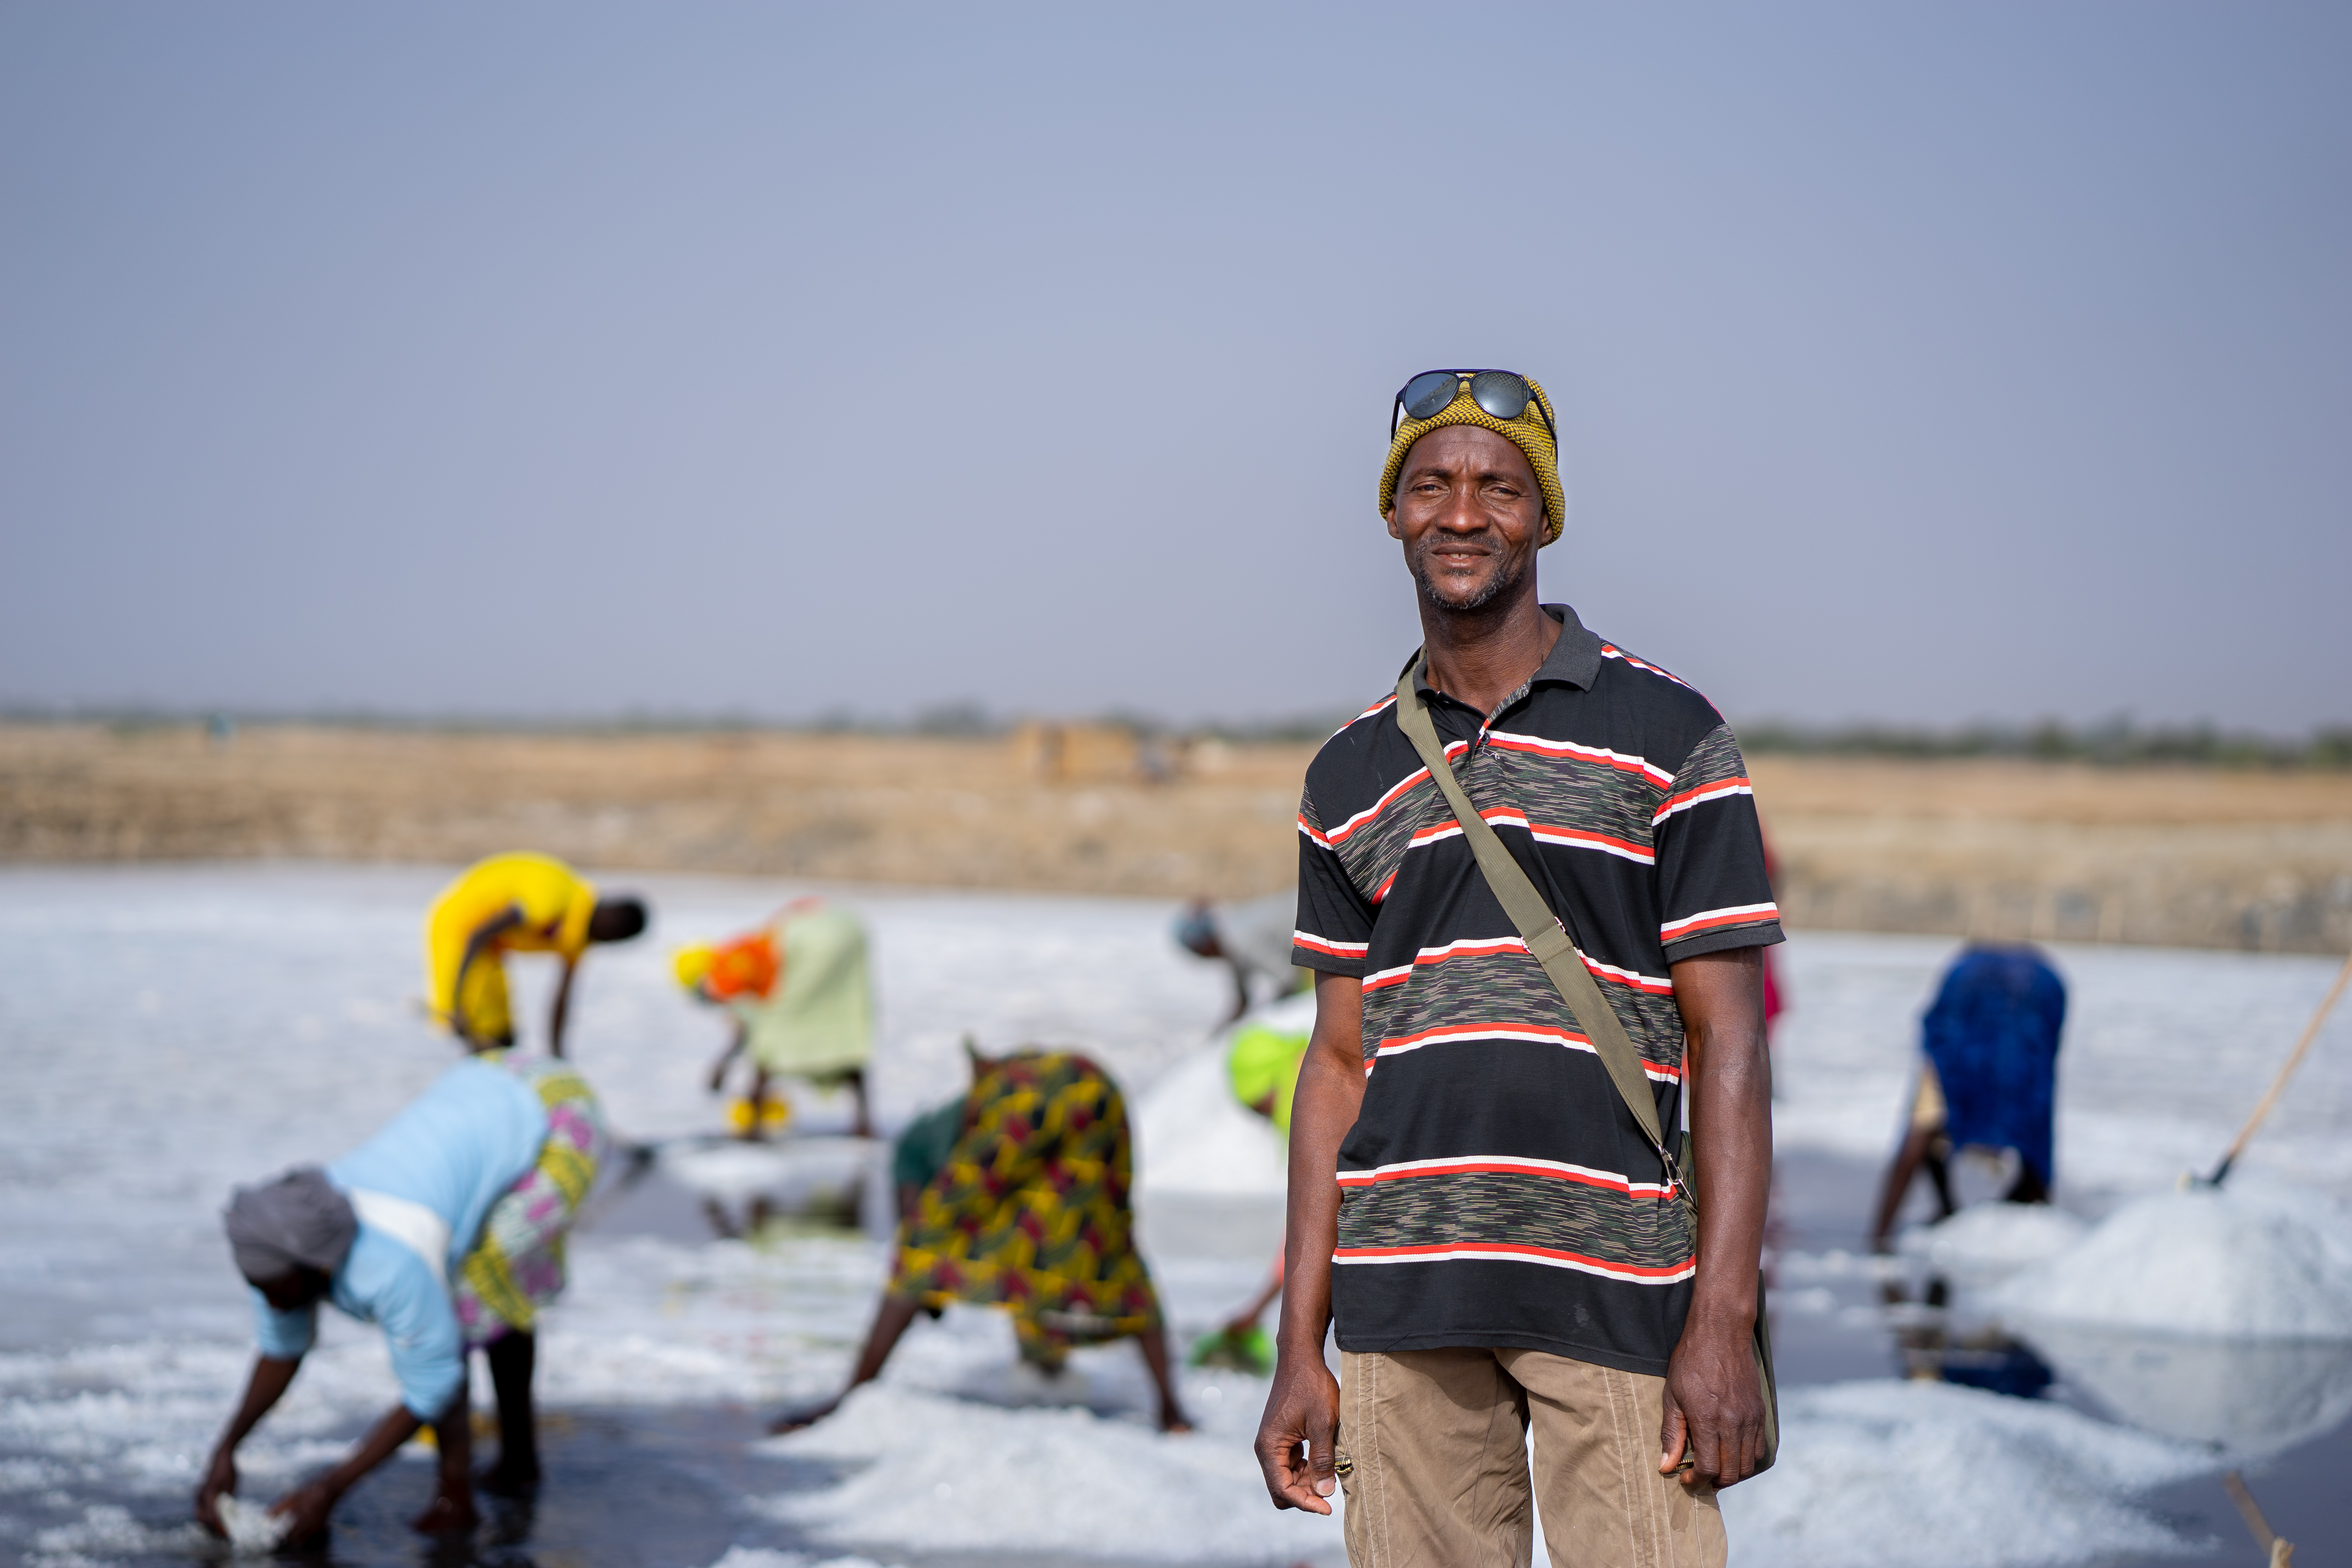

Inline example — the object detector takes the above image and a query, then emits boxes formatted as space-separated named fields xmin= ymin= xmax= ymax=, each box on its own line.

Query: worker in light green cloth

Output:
xmin=679 ymin=900 xmax=875 ymax=1139
xmin=1228 ymin=1023 xmax=1310 ymax=1135
xmin=1192 ymin=1024 xmax=1312 ymax=1374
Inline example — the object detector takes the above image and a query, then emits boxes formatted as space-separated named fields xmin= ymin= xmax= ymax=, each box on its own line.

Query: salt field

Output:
xmin=5 ymin=863 xmax=2352 ymax=1567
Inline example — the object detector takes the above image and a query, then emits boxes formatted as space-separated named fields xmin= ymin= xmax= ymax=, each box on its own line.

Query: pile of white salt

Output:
xmin=1993 ymin=1182 xmax=2352 ymax=1339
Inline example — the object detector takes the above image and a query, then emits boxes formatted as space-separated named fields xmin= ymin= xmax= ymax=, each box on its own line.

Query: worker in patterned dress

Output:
xmin=770 ymin=1048 xmax=1190 ymax=1435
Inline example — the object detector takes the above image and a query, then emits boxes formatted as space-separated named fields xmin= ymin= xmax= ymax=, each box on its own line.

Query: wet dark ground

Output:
xmin=39 ymin=1154 xmax=2352 ymax=1568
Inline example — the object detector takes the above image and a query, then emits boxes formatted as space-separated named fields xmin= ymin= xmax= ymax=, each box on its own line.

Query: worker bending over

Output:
xmin=677 ymin=898 xmax=875 ymax=1138
xmin=425 ymin=852 xmax=645 ymax=1055
xmin=198 ymin=1051 xmax=604 ymax=1543
xmin=1871 ymin=942 xmax=2066 ymax=1250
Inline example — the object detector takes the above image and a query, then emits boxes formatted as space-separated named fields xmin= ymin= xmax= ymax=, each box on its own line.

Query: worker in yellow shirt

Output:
xmin=423 ymin=853 xmax=647 ymax=1055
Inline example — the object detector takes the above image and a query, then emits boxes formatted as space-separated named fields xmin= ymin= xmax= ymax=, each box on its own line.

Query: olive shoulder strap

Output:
xmin=1390 ymin=662 xmax=1681 ymax=1183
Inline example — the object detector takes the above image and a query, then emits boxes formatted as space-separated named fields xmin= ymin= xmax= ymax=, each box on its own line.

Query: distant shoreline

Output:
xmin=4 ymin=722 xmax=2347 ymax=955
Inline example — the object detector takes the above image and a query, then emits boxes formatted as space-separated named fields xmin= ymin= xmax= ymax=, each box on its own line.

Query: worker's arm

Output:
xmin=269 ymin=1390 xmax=474 ymax=1544
xmin=549 ymin=953 xmax=577 ymax=1058
xmin=1252 ymin=970 xmax=1364 ymax=1514
xmin=1659 ymin=946 xmax=1775 ymax=1490
xmin=1224 ymin=959 xmax=1252 ymax=1026
xmin=448 ymin=906 xmax=524 ymax=1047
xmin=194 ymin=1354 xmax=300 ymax=1534
xmin=1871 ymin=1125 xmax=1941 ymax=1250
xmin=1222 ymin=1267 xmax=1286 ymax=1338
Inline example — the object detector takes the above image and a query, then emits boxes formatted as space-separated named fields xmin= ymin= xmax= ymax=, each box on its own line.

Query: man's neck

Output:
xmin=1416 ymin=588 xmax=1561 ymax=718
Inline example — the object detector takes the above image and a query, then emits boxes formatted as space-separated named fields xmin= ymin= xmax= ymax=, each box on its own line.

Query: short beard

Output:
xmin=1408 ymin=537 xmax=1530 ymax=616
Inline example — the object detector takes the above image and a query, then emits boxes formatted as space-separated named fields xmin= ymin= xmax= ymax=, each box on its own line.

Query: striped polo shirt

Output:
xmin=1292 ymin=603 xmax=1781 ymax=1375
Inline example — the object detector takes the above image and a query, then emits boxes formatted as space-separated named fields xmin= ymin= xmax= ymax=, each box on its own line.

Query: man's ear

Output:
xmin=1385 ymin=508 xmax=1401 ymax=541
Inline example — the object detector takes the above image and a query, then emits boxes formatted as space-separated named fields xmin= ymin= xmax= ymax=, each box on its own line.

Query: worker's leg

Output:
xmin=845 ymin=1068 xmax=873 ymax=1138
xmin=1503 ymin=1348 xmax=1726 ymax=1568
xmin=740 ymin=1069 xmax=771 ymax=1142
xmin=481 ymin=1330 xmax=539 ymax=1492
xmin=1335 ymin=1347 xmax=1532 ymax=1568
xmin=1131 ymin=1325 xmax=1192 ymax=1433
xmin=2005 ymin=1157 xmax=2049 ymax=1204
xmin=1924 ymin=1137 xmax=1957 ymax=1217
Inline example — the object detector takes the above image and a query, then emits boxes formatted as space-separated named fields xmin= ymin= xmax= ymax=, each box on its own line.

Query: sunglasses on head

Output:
xmin=1390 ymin=369 xmax=1557 ymax=445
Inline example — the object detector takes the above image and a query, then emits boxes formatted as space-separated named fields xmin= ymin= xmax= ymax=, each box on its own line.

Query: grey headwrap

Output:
xmin=223 ymin=1166 xmax=357 ymax=1283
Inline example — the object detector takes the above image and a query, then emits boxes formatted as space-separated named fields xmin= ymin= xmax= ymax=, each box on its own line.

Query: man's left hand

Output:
xmin=1658 ymin=1308 xmax=1768 ymax=1489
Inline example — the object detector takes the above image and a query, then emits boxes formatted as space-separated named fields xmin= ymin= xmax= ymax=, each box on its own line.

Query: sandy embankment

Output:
xmin=3 ymin=722 xmax=2347 ymax=953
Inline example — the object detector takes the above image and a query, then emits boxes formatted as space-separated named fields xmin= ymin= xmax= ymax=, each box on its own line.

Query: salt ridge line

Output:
xmin=1367 ymin=1020 xmax=1682 ymax=1082
xmin=1333 ymin=1241 xmax=1697 ymax=1283
xmin=1336 ymin=1152 xmax=1679 ymax=1200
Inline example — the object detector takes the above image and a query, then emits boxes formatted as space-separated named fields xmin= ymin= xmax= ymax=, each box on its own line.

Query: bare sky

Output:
xmin=4 ymin=4 xmax=2346 ymax=732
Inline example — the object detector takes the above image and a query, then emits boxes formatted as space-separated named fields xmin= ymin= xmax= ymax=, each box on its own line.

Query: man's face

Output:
xmin=1385 ymin=425 xmax=1545 ymax=613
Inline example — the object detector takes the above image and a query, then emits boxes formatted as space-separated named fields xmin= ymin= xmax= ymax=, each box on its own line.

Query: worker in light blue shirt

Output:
xmin=194 ymin=1055 xmax=582 ymax=1546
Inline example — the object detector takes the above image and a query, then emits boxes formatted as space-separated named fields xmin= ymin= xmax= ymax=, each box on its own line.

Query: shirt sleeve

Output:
xmin=368 ymin=1251 xmax=466 ymax=1419
xmin=251 ymin=1292 xmax=318 ymax=1359
xmin=1652 ymin=723 xmax=1785 ymax=962
xmin=1291 ymin=781 xmax=1375 ymax=976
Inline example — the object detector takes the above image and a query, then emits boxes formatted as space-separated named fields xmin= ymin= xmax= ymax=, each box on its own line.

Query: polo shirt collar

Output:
xmin=1411 ymin=603 xmax=1605 ymax=699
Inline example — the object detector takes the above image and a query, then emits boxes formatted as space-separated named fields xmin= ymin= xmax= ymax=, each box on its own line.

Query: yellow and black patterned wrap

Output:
xmin=888 ymin=1051 xmax=1163 ymax=1366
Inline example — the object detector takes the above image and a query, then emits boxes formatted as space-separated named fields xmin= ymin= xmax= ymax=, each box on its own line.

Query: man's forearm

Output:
xmin=1679 ymin=951 xmax=1773 ymax=1321
xmin=1275 ymin=973 xmax=1366 ymax=1355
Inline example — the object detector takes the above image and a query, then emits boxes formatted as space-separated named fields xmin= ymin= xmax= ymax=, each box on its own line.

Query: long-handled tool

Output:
xmin=2222 ymin=1470 xmax=2295 ymax=1566
xmin=2204 ymin=947 xmax=2352 ymax=1187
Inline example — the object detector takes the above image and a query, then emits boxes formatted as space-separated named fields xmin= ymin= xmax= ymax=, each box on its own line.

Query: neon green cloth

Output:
xmin=1226 ymin=1025 xmax=1310 ymax=1135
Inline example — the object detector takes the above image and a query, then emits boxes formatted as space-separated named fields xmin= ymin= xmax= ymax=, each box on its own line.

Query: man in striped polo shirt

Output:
xmin=1254 ymin=370 xmax=1777 ymax=1566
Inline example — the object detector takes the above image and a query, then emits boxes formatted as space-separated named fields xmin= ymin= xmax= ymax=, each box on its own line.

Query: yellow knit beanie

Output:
xmin=1378 ymin=375 xmax=1566 ymax=545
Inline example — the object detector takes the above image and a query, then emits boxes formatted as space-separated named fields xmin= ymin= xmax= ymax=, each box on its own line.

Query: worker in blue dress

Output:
xmin=1871 ymin=943 xmax=2067 ymax=1249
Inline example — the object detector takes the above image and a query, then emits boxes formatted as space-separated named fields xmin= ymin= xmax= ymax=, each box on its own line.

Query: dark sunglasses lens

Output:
xmin=1467 ymin=371 xmax=1533 ymax=421
xmin=1401 ymin=372 xmax=1460 ymax=422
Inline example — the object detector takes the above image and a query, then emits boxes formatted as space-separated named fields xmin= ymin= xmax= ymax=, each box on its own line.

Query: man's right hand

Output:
xmin=1253 ymin=1352 xmax=1341 ymax=1514
xmin=194 ymin=1449 xmax=236 ymax=1536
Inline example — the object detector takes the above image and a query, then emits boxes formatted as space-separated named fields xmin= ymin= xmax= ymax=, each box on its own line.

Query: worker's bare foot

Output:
xmin=477 ymin=1458 xmax=540 ymax=1497
xmin=768 ymin=1398 xmax=840 ymax=1435
xmin=1159 ymin=1404 xmax=1194 ymax=1434
xmin=408 ymin=1491 xmax=479 ymax=1536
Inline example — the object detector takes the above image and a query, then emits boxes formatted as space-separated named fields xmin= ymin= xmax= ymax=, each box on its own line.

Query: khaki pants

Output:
xmin=1335 ymin=1348 xmax=1726 ymax=1568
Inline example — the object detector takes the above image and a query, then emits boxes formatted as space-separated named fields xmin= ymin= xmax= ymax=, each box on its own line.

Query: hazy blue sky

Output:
xmin=4 ymin=4 xmax=2346 ymax=731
